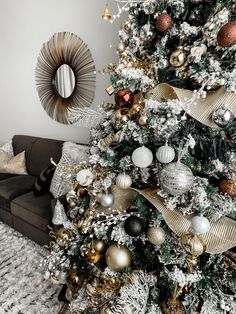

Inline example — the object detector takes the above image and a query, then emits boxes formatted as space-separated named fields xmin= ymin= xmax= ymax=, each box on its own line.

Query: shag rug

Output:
xmin=0 ymin=222 xmax=62 ymax=314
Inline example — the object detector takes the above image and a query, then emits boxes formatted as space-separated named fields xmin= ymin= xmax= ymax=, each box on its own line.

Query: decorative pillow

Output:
xmin=34 ymin=163 xmax=56 ymax=196
xmin=0 ymin=141 xmax=14 ymax=157
xmin=0 ymin=150 xmax=27 ymax=175
xmin=50 ymin=142 xmax=89 ymax=198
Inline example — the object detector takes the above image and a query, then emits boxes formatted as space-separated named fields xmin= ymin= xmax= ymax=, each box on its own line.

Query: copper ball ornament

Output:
xmin=115 ymin=89 xmax=134 ymax=109
xmin=217 ymin=22 xmax=236 ymax=48
xmin=218 ymin=179 xmax=236 ymax=197
xmin=156 ymin=13 xmax=172 ymax=33
xmin=105 ymin=244 xmax=132 ymax=272
xmin=169 ymin=49 xmax=187 ymax=67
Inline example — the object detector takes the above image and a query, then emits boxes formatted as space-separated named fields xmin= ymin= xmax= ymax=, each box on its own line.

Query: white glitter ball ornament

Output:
xmin=132 ymin=146 xmax=153 ymax=168
xmin=156 ymin=145 xmax=175 ymax=164
xmin=116 ymin=173 xmax=132 ymax=189
xmin=76 ymin=169 xmax=94 ymax=186
xmin=191 ymin=215 xmax=210 ymax=234
xmin=160 ymin=162 xmax=194 ymax=195
xmin=147 ymin=226 xmax=166 ymax=245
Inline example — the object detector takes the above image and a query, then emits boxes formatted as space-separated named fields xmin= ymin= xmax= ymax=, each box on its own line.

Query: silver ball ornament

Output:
xmin=147 ymin=226 xmax=165 ymax=245
xmin=156 ymin=145 xmax=175 ymax=164
xmin=212 ymin=106 xmax=234 ymax=127
xmin=116 ymin=173 xmax=132 ymax=189
xmin=99 ymin=193 xmax=114 ymax=208
xmin=140 ymin=23 xmax=155 ymax=42
xmin=191 ymin=215 xmax=210 ymax=234
xmin=105 ymin=244 xmax=132 ymax=272
xmin=160 ymin=162 xmax=194 ymax=195
xmin=132 ymin=146 xmax=153 ymax=168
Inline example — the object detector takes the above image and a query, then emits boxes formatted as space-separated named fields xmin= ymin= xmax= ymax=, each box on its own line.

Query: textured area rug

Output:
xmin=0 ymin=222 xmax=61 ymax=314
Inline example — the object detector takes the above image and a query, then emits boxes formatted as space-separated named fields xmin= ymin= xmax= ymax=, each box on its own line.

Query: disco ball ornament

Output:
xmin=140 ymin=23 xmax=155 ymax=42
xmin=191 ymin=215 xmax=210 ymax=234
xmin=212 ymin=106 xmax=234 ymax=127
xmin=160 ymin=162 xmax=194 ymax=195
xmin=132 ymin=146 xmax=153 ymax=168
xmin=124 ymin=216 xmax=144 ymax=237
xmin=105 ymin=244 xmax=132 ymax=272
xmin=147 ymin=226 xmax=166 ymax=245
xmin=116 ymin=173 xmax=132 ymax=189
xmin=156 ymin=145 xmax=175 ymax=164
xmin=99 ymin=193 xmax=114 ymax=208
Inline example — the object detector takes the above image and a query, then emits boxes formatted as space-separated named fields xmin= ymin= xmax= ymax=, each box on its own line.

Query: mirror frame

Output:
xmin=35 ymin=32 xmax=96 ymax=124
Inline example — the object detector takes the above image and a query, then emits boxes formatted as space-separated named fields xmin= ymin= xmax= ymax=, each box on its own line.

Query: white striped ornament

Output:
xmin=156 ymin=145 xmax=175 ymax=163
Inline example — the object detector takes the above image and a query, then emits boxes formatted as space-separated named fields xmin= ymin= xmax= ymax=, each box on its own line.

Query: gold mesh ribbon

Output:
xmin=135 ymin=188 xmax=236 ymax=254
xmin=145 ymin=83 xmax=236 ymax=128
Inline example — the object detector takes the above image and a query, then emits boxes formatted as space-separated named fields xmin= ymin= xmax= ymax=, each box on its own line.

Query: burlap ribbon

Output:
xmin=145 ymin=83 xmax=236 ymax=128
xmin=135 ymin=188 xmax=236 ymax=254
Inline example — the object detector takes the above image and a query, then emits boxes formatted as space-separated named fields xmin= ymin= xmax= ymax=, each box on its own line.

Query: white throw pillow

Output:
xmin=0 ymin=141 xmax=14 ymax=157
xmin=50 ymin=142 xmax=89 ymax=198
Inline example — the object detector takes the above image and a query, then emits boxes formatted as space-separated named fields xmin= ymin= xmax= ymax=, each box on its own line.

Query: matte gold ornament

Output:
xmin=116 ymin=173 xmax=132 ymax=189
xmin=138 ymin=114 xmax=148 ymax=125
xmin=105 ymin=244 xmax=132 ymax=272
xmin=169 ymin=49 xmax=187 ymax=67
xmin=56 ymin=228 xmax=76 ymax=246
xmin=217 ymin=22 xmax=236 ymax=48
xmin=147 ymin=226 xmax=166 ymax=245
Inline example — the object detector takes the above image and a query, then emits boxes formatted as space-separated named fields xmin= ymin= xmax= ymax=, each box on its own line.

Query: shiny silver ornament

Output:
xmin=116 ymin=173 xmax=132 ymax=189
xmin=156 ymin=145 xmax=175 ymax=164
xmin=212 ymin=106 xmax=234 ymax=127
xmin=147 ymin=226 xmax=165 ymax=245
xmin=160 ymin=162 xmax=194 ymax=195
xmin=140 ymin=23 xmax=155 ymax=42
xmin=100 ymin=193 xmax=114 ymax=207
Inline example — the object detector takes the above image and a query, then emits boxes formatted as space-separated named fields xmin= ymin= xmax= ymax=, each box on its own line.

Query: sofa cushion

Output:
xmin=0 ymin=173 xmax=17 ymax=181
xmin=0 ymin=175 xmax=35 ymax=211
xmin=12 ymin=135 xmax=63 ymax=177
xmin=11 ymin=191 xmax=53 ymax=232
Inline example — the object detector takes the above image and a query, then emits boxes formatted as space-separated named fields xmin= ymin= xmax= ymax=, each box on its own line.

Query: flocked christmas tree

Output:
xmin=43 ymin=1 xmax=236 ymax=313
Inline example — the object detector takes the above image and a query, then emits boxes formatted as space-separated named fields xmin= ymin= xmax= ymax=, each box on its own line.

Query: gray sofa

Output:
xmin=0 ymin=135 xmax=64 ymax=245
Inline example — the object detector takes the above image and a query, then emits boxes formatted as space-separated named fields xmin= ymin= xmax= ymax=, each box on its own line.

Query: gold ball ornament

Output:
xmin=92 ymin=239 xmax=106 ymax=252
xmin=56 ymin=228 xmax=76 ymax=246
xmin=217 ymin=22 xmax=236 ymax=48
xmin=105 ymin=244 xmax=132 ymax=272
xmin=156 ymin=13 xmax=172 ymax=33
xmin=181 ymin=233 xmax=206 ymax=257
xmin=117 ymin=42 xmax=126 ymax=53
xmin=116 ymin=173 xmax=132 ymax=189
xmin=169 ymin=49 xmax=187 ymax=67
xmin=147 ymin=226 xmax=166 ymax=245
xmin=138 ymin=115 xmax=148 ymax=125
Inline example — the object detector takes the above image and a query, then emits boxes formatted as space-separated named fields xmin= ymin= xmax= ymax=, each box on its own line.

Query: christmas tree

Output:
xmin=43 ymin=1 xmax=236 ymax=313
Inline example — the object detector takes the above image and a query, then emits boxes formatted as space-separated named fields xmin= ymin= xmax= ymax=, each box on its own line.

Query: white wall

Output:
xmin=0 ymin=0 xmax=124 ymax=144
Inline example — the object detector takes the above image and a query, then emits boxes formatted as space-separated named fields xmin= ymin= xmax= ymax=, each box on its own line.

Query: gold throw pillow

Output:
xmin=0 ymin=150 xmax=28 ymax=175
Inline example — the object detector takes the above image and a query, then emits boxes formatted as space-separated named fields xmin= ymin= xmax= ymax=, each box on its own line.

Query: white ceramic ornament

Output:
xmin=156 ymin=145 xmax=175 ymax=164
xmin=116 ymin=173 xmax=132 ymax=189
xmin=191 ymin=215 xmax=210 ymax=234
xmin=100 ymin=193 xmax=114 ymax=208
xmin=147 ymin=226 xmax=165 ymax=245
xmin=76 ymin=169 xmax=94 ymax=186
xmin=132 ymin=146 xmax=153 ymax=168
xmin=160 ymin=162 xmax=194 ymax=195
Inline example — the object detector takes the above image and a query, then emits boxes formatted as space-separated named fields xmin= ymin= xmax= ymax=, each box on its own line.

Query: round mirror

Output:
xmin=53 ymin=64 xmax=75 ymax=98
